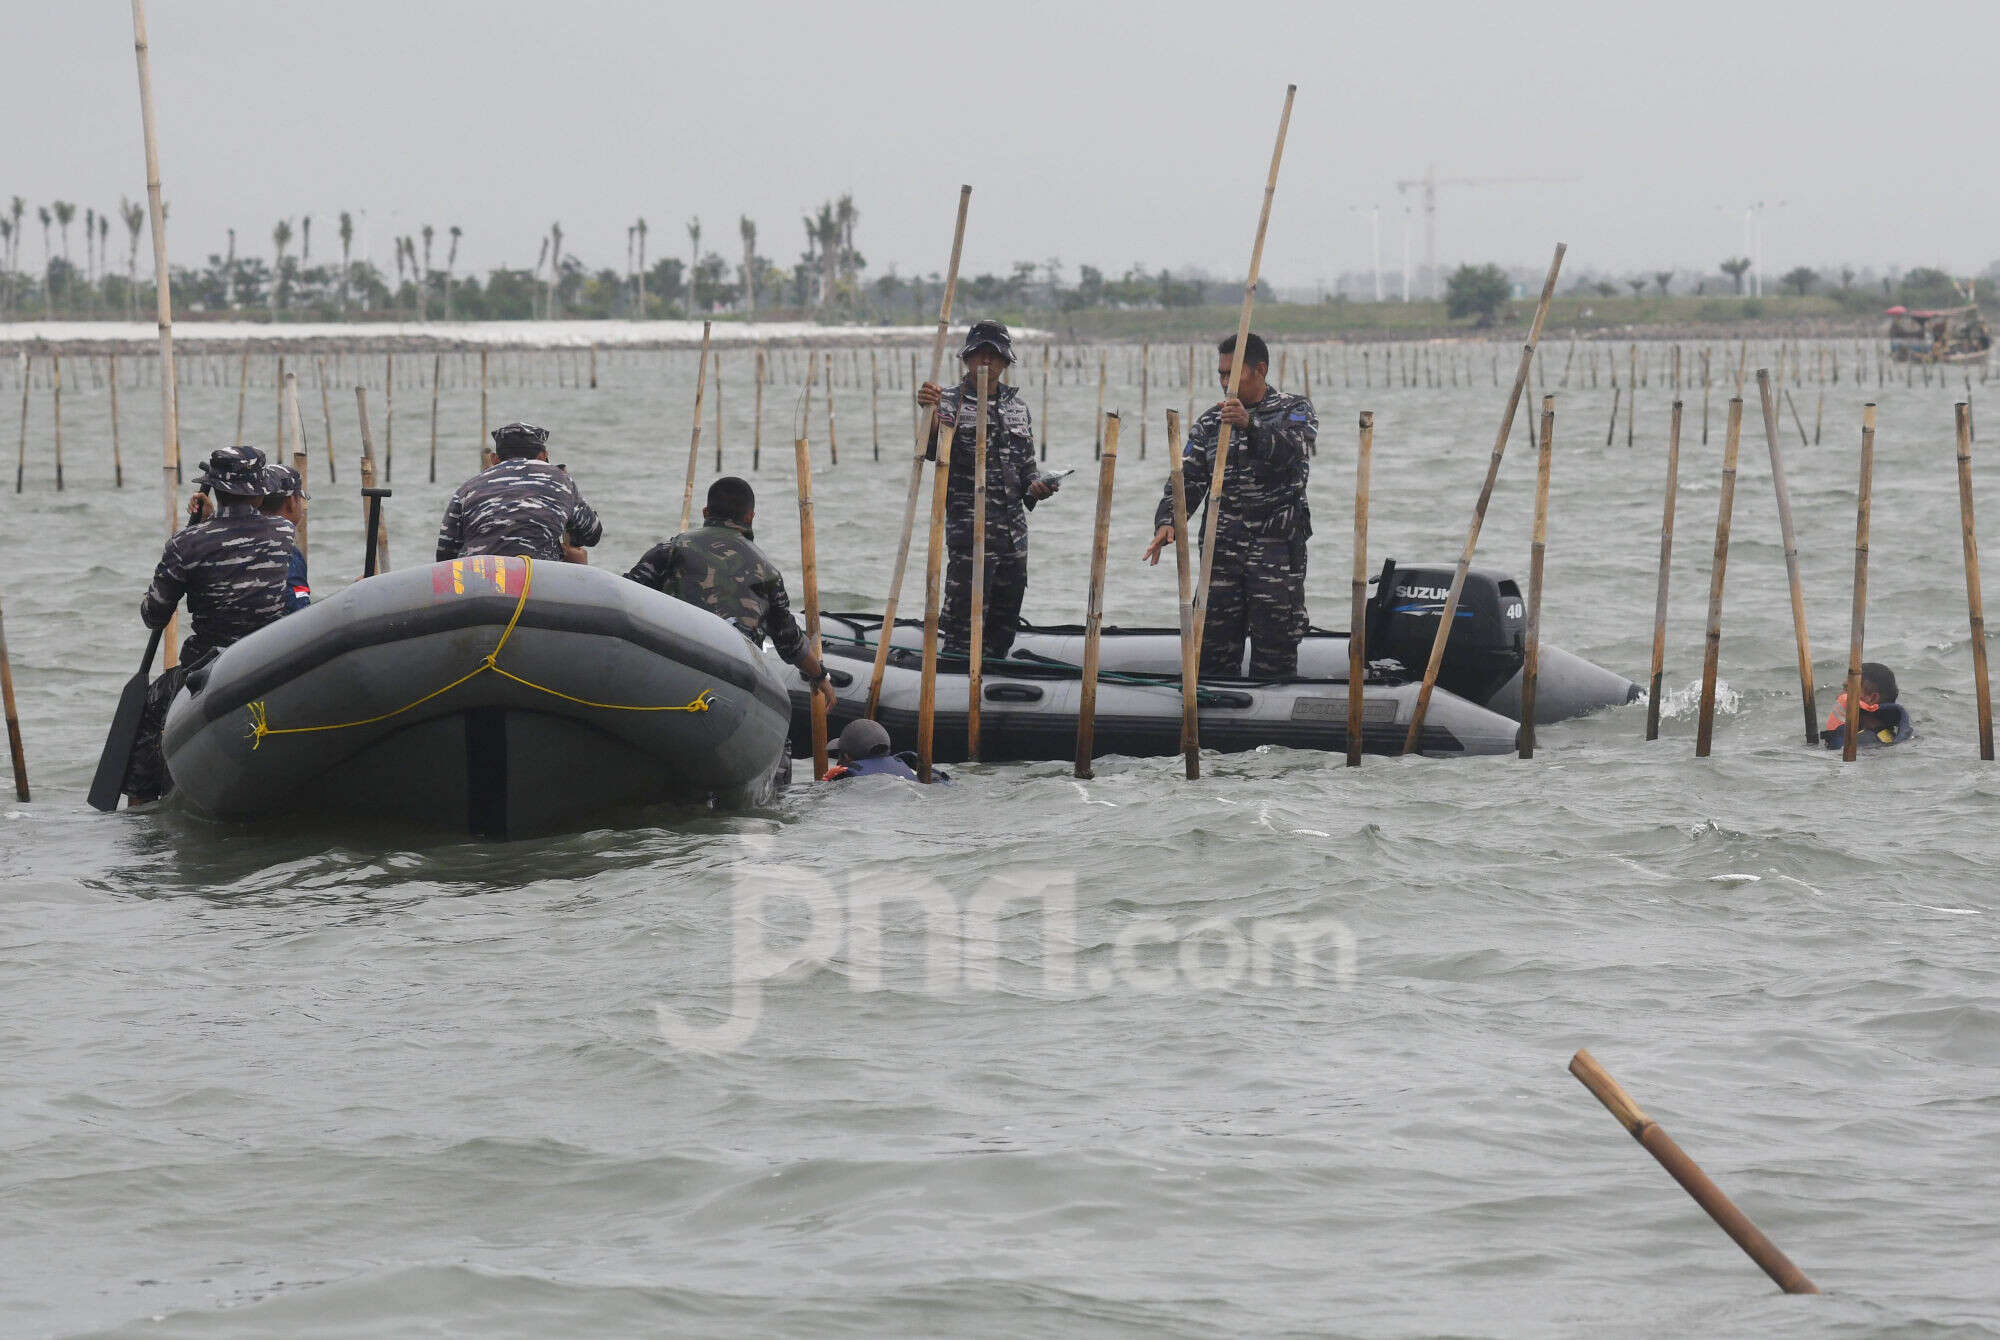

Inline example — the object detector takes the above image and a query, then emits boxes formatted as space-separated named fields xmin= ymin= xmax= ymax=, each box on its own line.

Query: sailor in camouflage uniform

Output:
xmin=915 ymin=320 xmax=1060 ymax=660
xmin=625 ymin=477 xmax=838 ymax=713
xmin=436 ymin=422 xmax=603 ymax=562
xmin=1143 ymin=332 xmax=1318 ymax=677
xmin=124 ymin=446 xmax=300 ymax=802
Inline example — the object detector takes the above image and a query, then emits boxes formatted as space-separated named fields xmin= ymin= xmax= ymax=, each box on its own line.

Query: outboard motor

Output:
xmin=1365 ymin=558 xmax=1527 ymax=706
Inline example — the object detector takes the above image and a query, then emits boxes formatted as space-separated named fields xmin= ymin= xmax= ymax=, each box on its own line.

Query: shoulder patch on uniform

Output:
xmin=1289 ymin=411 xmax=1312 ymax=421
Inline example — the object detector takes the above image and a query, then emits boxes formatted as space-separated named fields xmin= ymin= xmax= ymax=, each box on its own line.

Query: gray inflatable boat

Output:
xmin=162 ymin=557 xmax=791 ymax=837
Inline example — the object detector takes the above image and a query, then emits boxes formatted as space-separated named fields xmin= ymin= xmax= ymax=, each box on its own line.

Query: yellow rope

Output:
xmin=245 ymin=556 xmax=714 ymax=749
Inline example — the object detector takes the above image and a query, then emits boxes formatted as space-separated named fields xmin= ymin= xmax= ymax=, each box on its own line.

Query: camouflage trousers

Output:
xmin=941 ymin=549 xmax=1028 ymax=660
xmin=122 ymin=664 xmax=188 ymax=804
xmin=1200 ymin=536 xmax=1308 ymax=678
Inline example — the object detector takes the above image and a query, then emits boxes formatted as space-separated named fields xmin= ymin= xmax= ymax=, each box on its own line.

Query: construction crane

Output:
xmin=1394 ymin=164 xmax=1576 ymax=299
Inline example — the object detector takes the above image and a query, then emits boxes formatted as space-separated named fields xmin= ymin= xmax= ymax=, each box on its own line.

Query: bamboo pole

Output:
xmin=317 ymin=357 xmax=337 ymax=483
xmin=1756 ymin=370 xmax=1818 ymax=744
xmin=1139 ymin=342 xmax=1149 ymax=458
xmin=1520 ymin=395 xmax=1554 ymax=758
xmin=823 ymin=352 xmax=837 ymax=466
xmin=1569 ymin=1050 xmax=1819 ymax=1295
xmin=1347 ymin=410 xmax=1373 ymax=768
xmin=1040 ymin=343 xmax=1051 ymax=461
xmin=1401 ymin=243 xmax=1565 ymax=754
xmin=1842 ymin=403 xmax=1877 ymax=762
xmin=867 ymin=184 xmax=972 ymax=721
xmin=109 ymin=353 xmax=124 ymax=486
xmin=133 ymin=0 xmax=181 ymax=666
xmin=1604 ymin=385 xmax=1620 ymax=447
xmin=1696 ymin=398 xmax=1745 ymax=758
xmin=1784 ymin=387 xmax=1809 ymax=448
xmin=479 ymin=349 xmax=489 ymax=468
xmin=1167 ymin=408 xmax=1199 ymax=779
xmin=1076 ymin=411 xmax=1120 ymax=780
xmin=284 ymin=371 xmax=311 ymax=558
xmin=678 ymin=321 xmax=714 ymax=531
xmin=51 ymin=352 xmax=63 ymax=491
xmin=427 ymin=353 xmax=441 ymax=483
xmin=234 ymin=345 xmax=249 ymax=442
xmin=1955 ymin=402 xmax=1994 ymax=759
xmin=14 ymin=355 xmax=27 ymax=493
xmin=915 ymin=365 xmax=956 ymax=784
xmin=1645 ymin=400 xmax=1684 ymax=741
xmin=1093 ymin=351 xmax=1106 ymax=458
xmin=967 ymin=366 xmax=990 ymax=762
xmin=1189 ymin=84 xmax=1298 ymax=685
xmin=354 ymin=386 xmax=389 ymax=573
xmin=383 ymin=354 xmax=393 ymax=482
xmin=752 ymin=348 xmax=764 ymax=472
xmin=0 ymin=594 xmax=26 ymax=800
xmin=1626 ymin=344 xmax=1635 ymax=448
xmin=794 ymin=402 xmax=827 ymax=779
xmin=870 ymin=348 xmax=880 ymax=462
xmin=714 ymin=352 xmax=724 ymax=471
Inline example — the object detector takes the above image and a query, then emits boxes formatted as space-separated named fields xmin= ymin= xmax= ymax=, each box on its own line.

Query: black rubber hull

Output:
xmin=162 ymin=558 xmax=791 ymax=837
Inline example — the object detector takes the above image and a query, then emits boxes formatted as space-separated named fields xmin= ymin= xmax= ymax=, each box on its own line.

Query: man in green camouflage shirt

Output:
xmin=625 ymin=476 xmax=836 ymax=712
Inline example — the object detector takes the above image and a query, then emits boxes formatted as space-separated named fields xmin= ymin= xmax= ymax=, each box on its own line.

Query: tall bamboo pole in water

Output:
xmin=714 ymin=352 xmax=724 ymax=471
xmin=1519 ymin=395 xmax=1554 ymax=757
xmin=132 ymin=0 xmax=182 ymax=665
xmin=1954 ymin=402 xmax=1994 ymax=759
xmin=867 ymin=185 xmax=971 ymax=721
xmin=794 ymin=391 xmax=827 ymax=779
xmin=1075 ymin=412 xmax=1120 ymax=780
xmin=427 ymin=353 xmax=441 ymax=483
xmin=1696 ymin=398 xmax=1745 ymax=757
xmin=108 ymin=353 xmax=124 ymax=486
xmin=752 ymin=348 xmax=764 ymax=472
xmin=1347 ymin=410 xmax=1373 ymax=768
xmin=284 ymin=371 xmax=312 ymax=557
xmin=678 ymin=321 xmax=713 ymax=531
xmin=234 ymin=345 xmax=249 ymax=443
xmin=1842 ymin=403 xmax=1876 ymax=762
xmin=0 ymin=594 xmax=28 ymax=800
xmin=479 ymin=349 xmax=489 ymax=468
xmin=1401 ymin=243 xmax=1565 ymax=754
xmin=13 ymin=355 xmax=25 ymax=494
xmin=51 ymin=352 xmax=63 ymax=491
xmin=1645 ymin=400 xmax=1684 ymax=740
xmin=1755 ymin=369 xmax=1818 ymax=743
xmin=317 ymin=358 xmax=337 ymax=482
xmin=1166 ymin=409 xmax=1198 ymax=778
xmin=967 ymin=367 xmax=990 ymax=761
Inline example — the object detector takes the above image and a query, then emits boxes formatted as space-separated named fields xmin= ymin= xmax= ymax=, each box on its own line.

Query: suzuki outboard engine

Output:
xmin=1365 ymin=558 xmax=1527 ymax=706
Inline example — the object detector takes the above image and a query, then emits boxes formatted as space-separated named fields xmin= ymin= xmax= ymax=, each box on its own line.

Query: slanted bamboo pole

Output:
xmin=1604 ymin=384 xmax=1620 ymax=447
xmin=1842 ymin=403 xmax=1877 ymax=762
xmin=678 ymin=321 xmax=714 ymax=531
xmin=1955 ymin=402 xmax=1994 ymax=759
xmin=967 ymin=367 xmax=991 ymax=761
xmin=1401 ymin=243 xmax=1565 ymax=754
xmin=317 ymin=357 xmax=337 ymax=482
xmin=1520 ymin=395 xmax=1554 ymax=757
xmin=1784 ymin=387 xmax=1809 ymax=448
xmin=868 ymin=185 xmax=972 ymax=721
xmin=0 ymin=594 xmax=27 ymax=800
xmin=1756 ymin=370 xmax=1817 ymax=743
xmin=1696 ymin=398 xmax=1745 ymax=757
xmin=1190 ymin=84 xmax=1298 ymax=687
xmin=133 ymin=0 xmax=182 ymax=665
xmin=1075 ymin=412 xmax=1119 ymax=779
xmin=1569 ymin=1050 xmax=1818 ymax=1295
xmin=1645 ymin=400 xmax=1684 ymax=741
xmin=1166 ymin=408 xmax=1198 ymax=778
xmin=1347 ymin=410 xmax=1373 ymax=768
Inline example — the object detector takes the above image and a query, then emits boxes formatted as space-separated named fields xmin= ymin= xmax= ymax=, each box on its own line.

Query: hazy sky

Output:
xmin=11 ymin=0 xmax=1999 ymax=291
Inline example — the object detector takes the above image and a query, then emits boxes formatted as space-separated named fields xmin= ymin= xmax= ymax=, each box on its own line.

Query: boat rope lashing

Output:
xmin=244 ymin=556 xmax=715 ymax=750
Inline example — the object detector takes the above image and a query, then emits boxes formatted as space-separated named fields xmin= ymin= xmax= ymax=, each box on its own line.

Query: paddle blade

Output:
xmin=87 ymin=627 xmax=164 ymax=813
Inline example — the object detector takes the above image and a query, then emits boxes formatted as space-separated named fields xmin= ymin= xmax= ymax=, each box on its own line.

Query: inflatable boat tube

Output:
xmin=162 ymin=557 xmax=791 ymax=837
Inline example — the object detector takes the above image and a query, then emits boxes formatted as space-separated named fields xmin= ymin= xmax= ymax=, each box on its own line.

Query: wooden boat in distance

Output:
xmin=1887 ymin=304 xmax=1992 ymax=365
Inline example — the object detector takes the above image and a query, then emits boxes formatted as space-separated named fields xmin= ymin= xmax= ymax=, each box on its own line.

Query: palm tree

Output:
xmin=7 ymin=197 xmax=22 ymax=280
xmin=36 ymin=206 xmax=52 ymax=310
xmin=225 ymin=226 xmax=237 ymax=307
xmin=1719 ymin=256 xmax=1752 ymax=296
xmin=548 ymin=222 xmax=563 ymax=318
xmin=52 ymin=200 xmax=74 ymax=266
xmin=533 ymin=236 xmax=549 ymax=317
xmin=635 ymin=217 xmax=648 ymax=317
xmin=685 ymin=216 xmax=701 ymax=314
xmin=0 ymin=219 xmax=11 ymax=315
xmin=445 ymin=225 xmax=461 ymax=319
xmin=418 ymin=224 xmax=434 ymax=320
xmin=338 ymin=211 xmax=354 ymax=312
xmin=1654 ymin=270 xmax=1672 ymax=296
xmin=84 ymin=207 xmax=96 ymax=290
xmin=739 ymin=215 xmax=757 ymax=318
xmin=121 ymin=199 xmax=144 ymax=320
xmin=272 ymin=218 xmax=292 ymax=310
xmin=96 ymin=212 xmax=109 ymax=310
xmin=814 ymin=202 xmax=839 ymax=308
xmin=835 ymin=193 xmax=857 ymax=283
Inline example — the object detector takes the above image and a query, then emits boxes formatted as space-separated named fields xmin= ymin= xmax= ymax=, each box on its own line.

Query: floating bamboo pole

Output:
xmin=1075 ymin=411 xmax=1120 ymax=780
xmin=868 ymin=185 xmax=971 ymax=722
xmin=1401 ymin=243 xmax=1565 ymax=755
xmin=1645 ymin=400 xmax=1684 ymax=741
xmin=1842 ymin=403 xmax=1877 ymax=762
xmin=1696 ymin=398 xmax=1745 ymax=758
xmin=1569 ymin=1050 xmax=1818 ymax=1295
xmin=1348 ymin=410 xmax=1373 ymax=768
xmin=677 ymin=321 xmax=714 ymax=531
xmin=1519 ymin=395 xmax=1554 ymax=758
xmin=1954 ymin=402 xmax=1994 ymax=759
xmin=132 ymin=0 xmax=182 ymax=665
xmin=1755 ymin=370 xmax=1817 ymax=744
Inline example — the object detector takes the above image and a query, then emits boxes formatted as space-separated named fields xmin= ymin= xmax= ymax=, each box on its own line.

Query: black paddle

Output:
xmin=87 ymin=625 xmax=165 ymax=812
xmin=362 ymin=486 xmax=392 ymax=578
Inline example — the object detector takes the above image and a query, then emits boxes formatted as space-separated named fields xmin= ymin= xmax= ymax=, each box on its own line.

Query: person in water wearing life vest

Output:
xmin=1141 ymin=331 xmax=1318 ymax=677
xmin=822 ymin=717 xmax=946 ymax=782
xmin=1821 ymin=662 xmax=1915 ymax=749
xmin=625 ymin=476 xmax=837 ymax=715
xmin=436 ymin=421 xmax=602 ymax=563
xmin=125 ymin=446 xmax=300 ymax=803
xmin=914 ymin=320 xmax=1062 ymax=661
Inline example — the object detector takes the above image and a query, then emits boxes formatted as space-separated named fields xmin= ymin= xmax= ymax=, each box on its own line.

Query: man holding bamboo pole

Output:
xmin=1142 ymin=332 xmax=1318 ymax=677
xmin=914 ymin=320 xmax=1061 ymax=661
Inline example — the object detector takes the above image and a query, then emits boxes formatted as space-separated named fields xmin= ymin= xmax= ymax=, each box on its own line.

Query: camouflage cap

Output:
xmin=260 ymin=462 xmax=309 ymax=501
xmin=960 ymin=319 xmax=1016 ymax=365
xmin=491 ymin=422 xmax=551 ymax=456
xmin=196 ymin=445 xmax=273 ymax=496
